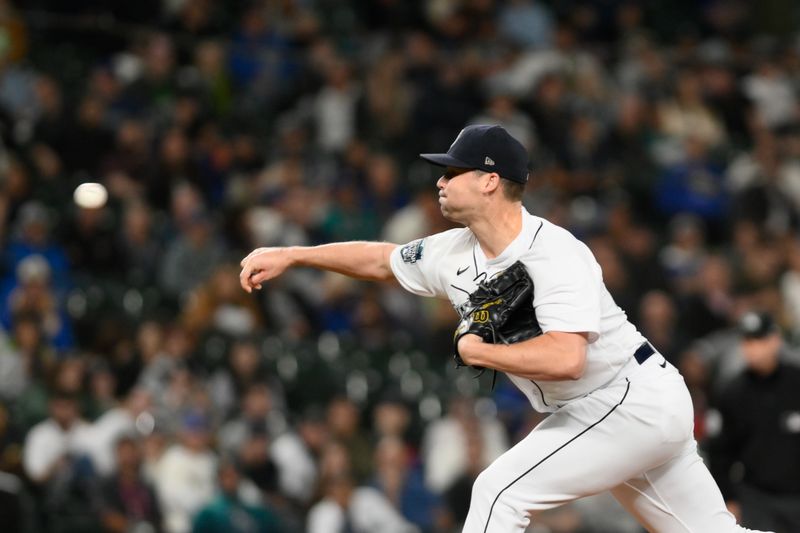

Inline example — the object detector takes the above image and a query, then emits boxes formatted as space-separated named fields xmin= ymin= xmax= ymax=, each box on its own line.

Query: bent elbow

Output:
xmin=378 ymin=244 xmax=399 ymax=282
xmin=564 ymin=350 xmax=587 ymax=380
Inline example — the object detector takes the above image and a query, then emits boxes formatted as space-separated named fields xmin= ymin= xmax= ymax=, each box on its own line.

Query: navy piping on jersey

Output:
xmin=465 ymin=217 xmax=542 ymax=285
xmin=450 ymin=284 xmax=471 ymax=297
xmin=528 ymin=220 xmax=544 ymax=249
xmin=471 ymin=244 xmax=488 ymax=283
xmin=529 ymin=379 xmax=549 ymax=407
xmin=523 ymin=220 xmax=546 ymax=404
xmin=482 ymin=378 xmax=632 ymax=533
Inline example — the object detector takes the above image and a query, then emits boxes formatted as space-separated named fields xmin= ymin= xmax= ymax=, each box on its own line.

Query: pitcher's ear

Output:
xmin=482 ymin=172 xmax=501 ymax=194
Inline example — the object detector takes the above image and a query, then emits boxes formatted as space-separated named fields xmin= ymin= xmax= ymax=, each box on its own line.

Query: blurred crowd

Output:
xmin=1 ymin=0 xmax=800 ymax=532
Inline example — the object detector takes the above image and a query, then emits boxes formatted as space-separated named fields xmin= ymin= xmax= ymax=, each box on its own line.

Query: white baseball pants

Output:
xmin=462 ymin=357 xmax=773 ymax=533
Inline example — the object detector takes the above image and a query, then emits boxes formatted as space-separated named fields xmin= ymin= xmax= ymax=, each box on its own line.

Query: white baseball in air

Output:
xmin=73 ymin=182 xmax=108 ymax=209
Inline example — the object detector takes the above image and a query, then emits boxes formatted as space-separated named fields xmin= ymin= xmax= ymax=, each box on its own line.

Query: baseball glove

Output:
xmin=453 ymin=260 xmax=541 ymax=368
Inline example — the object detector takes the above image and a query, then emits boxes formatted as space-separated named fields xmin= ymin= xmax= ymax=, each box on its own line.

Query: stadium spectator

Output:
xmin=154 ymin=411 xmax=217 ymax=533
xmin=308 ymin=471 xmax=419 ymax=533
xmin=3 ymin=201 xmax=70 ymax=293
xmin=2 ymin=254 xmax=74 ymax=350
xmin=326 ymin=396 xmax=373 ymax=483
xmin=421 ymin=395 xmax=508 ymax=494
xmin=706 ymin=311 xmax=800 ymax=532
xmin=158 ymin=207 xmax=227 ymax=303
xmin=637 ymin=289 xmax=688 ymax=365
xmin=192 ymin=459 xmax=282 ymax=533
xmin=95 ymin=434 xmax=163 ymax=533
xmin=371 ymin=436 xmax=443 ymax=533
xmin=22 ymin=391 xmax=90 ymax=484
xmin=218 ymin=382 xmax=316 ymax=504
xmin=80 ymin=387 xmax=152 ymax=476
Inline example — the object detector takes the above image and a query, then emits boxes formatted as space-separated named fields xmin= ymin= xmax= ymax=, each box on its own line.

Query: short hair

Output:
xmin=500 ymin=177 xmax=525 ymax=202
xmin=474 ymin=170 xmax=525 ymax=202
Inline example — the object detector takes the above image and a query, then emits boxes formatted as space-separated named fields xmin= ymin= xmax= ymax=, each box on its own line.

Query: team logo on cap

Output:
xmin=484 ymin=157 xmax=495 ymax=166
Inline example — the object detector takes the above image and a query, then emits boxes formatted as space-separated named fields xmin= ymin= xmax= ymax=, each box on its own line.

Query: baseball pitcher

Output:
xmin=239 ymin=124 xmax=772 ymax=533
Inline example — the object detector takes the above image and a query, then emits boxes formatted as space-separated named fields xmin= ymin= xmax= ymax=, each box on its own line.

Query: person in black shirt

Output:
xmin=96 ymin=434 xmax=163 ymax=533
xmin=707 ymin=311 xmax=800 ymax=533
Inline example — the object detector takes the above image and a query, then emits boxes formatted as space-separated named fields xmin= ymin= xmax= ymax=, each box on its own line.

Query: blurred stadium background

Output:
xmin=1 ymin=1 xmax=800 ymax=532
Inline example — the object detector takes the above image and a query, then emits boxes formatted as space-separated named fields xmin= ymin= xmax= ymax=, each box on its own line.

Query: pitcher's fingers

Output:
xmin=249 ymin=270 xmax=270 ymax=288
xmin=240 ymin=248 xmax=267 ymax=266
xmin=240 ymin=265 xmax=255 ymax=292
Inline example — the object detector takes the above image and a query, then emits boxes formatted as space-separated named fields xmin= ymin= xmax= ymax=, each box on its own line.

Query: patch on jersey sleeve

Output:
xmin=400 ymin=239 xmax=425 ymax=264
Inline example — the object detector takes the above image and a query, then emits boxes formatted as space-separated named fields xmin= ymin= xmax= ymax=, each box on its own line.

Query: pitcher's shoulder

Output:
xmin=523 ymin=215 xmax=582 ymax=250
xmin=398 ymin=227 xmax=473 ymax=266
xmin=424 ymin=226 xmax=476 ymax=251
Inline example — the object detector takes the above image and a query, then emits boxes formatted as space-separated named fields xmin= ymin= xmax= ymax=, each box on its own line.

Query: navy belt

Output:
xmin=634 ymin=342 xmax=655 ymax=365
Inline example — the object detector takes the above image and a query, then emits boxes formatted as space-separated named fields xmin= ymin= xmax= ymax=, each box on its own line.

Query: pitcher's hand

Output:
xmin=239 ymin=247 xmax=293 ymax=293
xmin=725 ymin=501 xmax=742 ymax=523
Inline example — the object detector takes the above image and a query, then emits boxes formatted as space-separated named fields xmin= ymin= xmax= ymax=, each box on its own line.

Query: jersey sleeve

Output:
xmin=389 ymin=234 xmax=448 ymax=298
xmin=525 ymin=235 xmax=602 ymax=342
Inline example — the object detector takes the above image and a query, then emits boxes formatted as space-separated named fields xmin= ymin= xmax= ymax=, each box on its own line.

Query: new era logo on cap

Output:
xmin=419 ymin=124 xmax=530 ymax=184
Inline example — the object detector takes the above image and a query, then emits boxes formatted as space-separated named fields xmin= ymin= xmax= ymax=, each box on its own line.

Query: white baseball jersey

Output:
xmin=390 ymin=207 xmax=647 ymax=412
xmin=388 ymin=207 xmax=770 ymax=533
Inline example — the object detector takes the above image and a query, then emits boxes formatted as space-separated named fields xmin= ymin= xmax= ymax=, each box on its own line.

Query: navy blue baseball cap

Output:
xmin=420 ymin=124 xmax=530 ymax=184
xmin=738 ymin=311 xmax=778 ymax=339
